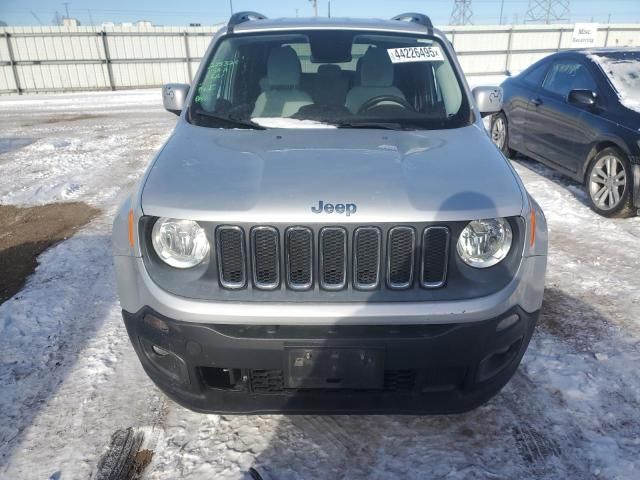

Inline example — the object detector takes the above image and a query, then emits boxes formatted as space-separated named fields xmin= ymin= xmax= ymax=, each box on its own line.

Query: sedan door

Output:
xmin=524 ymin=59 xmax=598 ymax=176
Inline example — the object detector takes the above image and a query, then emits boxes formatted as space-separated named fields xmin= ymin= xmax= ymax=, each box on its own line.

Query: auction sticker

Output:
xmin=387 ymin=46 xmax=444 ymax=63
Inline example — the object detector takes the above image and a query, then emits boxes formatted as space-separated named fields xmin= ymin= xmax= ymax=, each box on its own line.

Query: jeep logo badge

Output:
xmin=311 ymin=200 xmax=357 ymax=216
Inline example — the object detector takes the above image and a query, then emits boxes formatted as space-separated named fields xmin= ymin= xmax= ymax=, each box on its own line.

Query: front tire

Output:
xmin=586 ymin=147 xmax=635 ymax=218
xmin=491 ymin=112 xmax=516 ymax=158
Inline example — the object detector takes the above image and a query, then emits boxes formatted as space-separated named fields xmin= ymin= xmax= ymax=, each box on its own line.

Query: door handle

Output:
xmin=531 ymin=97 xmax=543 ymax=107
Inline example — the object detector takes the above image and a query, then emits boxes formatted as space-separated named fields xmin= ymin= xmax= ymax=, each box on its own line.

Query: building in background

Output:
xmin=62 ymin=17 xmax=81 ymax=27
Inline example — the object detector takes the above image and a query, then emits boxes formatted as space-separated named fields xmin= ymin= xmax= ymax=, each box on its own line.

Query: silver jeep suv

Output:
xmin=113 ymin=12 xmax=548 ymax=414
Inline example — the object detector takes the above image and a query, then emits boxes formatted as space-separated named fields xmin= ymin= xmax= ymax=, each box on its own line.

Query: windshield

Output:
xmin=188 ymin=30 xmax=471 ymax=130
xmin=588 ymin=50 xmax=640 ymax=113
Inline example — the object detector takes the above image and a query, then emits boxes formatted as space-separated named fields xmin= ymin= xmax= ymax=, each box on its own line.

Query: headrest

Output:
xmin=360 ymin=48 xmax=394 ymax=88
xmin=317 ymin=64 xmax=342 ymax=79
xmin=267 ymin=46 xmax=302 ymax=88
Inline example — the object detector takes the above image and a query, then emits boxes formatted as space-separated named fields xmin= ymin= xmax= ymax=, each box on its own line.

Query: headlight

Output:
xmin=151 ymin=217 xmax=209 ymax=268
xmin=457 ymin=218 xmax=512 ymax=268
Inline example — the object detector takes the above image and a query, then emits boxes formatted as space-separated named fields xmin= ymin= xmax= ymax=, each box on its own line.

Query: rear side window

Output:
xmin=521 ymin=62 xmax=548 ymax=87
xmin=543 ymin=60 xmax=597 ymax=97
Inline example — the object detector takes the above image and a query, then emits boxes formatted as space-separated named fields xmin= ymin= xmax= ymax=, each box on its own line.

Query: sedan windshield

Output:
xmin=189 ymin=30 xmax=471 ymax=130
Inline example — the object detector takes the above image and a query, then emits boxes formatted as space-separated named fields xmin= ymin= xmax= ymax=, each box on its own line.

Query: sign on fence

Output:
xmin=571 ymin=23 xmax=599 ymax=48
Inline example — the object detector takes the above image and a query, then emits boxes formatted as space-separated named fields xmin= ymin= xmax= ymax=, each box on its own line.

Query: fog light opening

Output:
xmin=200 ymin=367 xmax=244 ymax=390
xmin=496 ymin=313 xmax=520 ymax=332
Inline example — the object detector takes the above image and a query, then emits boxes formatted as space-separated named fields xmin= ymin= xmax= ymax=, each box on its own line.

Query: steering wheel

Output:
xmin=357 ymin=95 xmax=414 ymax=114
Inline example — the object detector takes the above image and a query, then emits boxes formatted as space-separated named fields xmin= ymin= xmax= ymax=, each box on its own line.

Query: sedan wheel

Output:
xmin=491 ymin=116 xmax=506 ymax=150
xmin=490 ymin=113 xmax=515 ymax=157
xmin=586 ymin=148 xmax=635 ymax=218
xmin=589 ymin=155 xmax=626 ymax=210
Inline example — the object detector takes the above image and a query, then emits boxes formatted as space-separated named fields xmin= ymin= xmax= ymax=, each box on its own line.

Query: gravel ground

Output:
xmin=0 ymin=90 xmax=639 ymax=480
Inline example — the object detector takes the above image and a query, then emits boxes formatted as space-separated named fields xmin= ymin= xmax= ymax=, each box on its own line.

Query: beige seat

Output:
xmin=345 ymin=47 xmax=406 ymax=114
xmin=252 ymin=46 xmax=313 ymax=118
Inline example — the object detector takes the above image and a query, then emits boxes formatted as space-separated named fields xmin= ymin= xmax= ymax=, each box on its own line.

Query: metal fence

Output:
xmin=1 ymin=23 xmax=639 ymax=95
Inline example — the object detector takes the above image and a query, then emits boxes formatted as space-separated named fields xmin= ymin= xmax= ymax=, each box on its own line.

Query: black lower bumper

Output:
xmin=122 ymin=307 xmax=538 ymax=414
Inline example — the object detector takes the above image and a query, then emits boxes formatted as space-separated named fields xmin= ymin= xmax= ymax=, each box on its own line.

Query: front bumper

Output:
xmin=113 ymin=254 xmax=547 ymax=325
xmin=123 ymin=306 xmax=539 ymax=414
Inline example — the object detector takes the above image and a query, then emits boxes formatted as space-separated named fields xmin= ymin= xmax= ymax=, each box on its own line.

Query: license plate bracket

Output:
xmin=285 ymin=347 xmax=384 ymax=389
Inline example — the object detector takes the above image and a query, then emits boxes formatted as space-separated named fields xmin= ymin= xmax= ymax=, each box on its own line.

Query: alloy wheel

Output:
xmin=589 ymin=155 xmax=627 ymax=211
xmin=491 ymin=116 xmax=506 ymax=150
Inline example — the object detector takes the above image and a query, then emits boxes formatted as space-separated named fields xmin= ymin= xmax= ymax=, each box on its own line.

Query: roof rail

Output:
xmin=227 ymin=11 xmax=267 ymax=34
xmin=391 ymin=12 xmax=433 ymax=29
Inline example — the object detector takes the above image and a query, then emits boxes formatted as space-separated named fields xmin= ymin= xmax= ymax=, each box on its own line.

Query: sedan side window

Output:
xmin=543 ymin=61 xmax=597 ymax=98
xmin=522 ymin=62 xmax=548 ymax=87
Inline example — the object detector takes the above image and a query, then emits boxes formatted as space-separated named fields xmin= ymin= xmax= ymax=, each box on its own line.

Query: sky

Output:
xmin=1 ymin=0 xmax=639 ymax=26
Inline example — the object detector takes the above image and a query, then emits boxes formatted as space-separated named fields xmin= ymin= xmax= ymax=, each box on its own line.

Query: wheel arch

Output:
xmin=581 ymin=138 xmax=631 ymax=185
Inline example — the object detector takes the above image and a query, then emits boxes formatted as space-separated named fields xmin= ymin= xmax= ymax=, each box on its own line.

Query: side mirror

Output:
xmin=472 ymin=86 xmax=503 ymax=118
xmin=162 ymin=83 xmax=190 ymax=115
xmin=568 ymin=89 xmax=597 ymax=107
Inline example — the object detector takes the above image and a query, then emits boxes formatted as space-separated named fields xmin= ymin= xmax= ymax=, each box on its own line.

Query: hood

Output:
xmin=141 ymin=122 xmax=525 ymax=223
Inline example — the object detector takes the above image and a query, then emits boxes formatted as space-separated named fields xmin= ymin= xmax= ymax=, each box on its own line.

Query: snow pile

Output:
xmin=588 ymin=52 xmax=640 ymax=113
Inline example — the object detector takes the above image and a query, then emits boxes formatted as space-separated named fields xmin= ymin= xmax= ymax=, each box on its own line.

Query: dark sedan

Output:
xmin=492 ymin=48 xmax=640 ymax=217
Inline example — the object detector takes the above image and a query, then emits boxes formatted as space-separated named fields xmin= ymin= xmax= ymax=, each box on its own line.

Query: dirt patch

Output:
xmin=22 ymin=114 xmax=106 ymax=127
xmin=94 ymin=428 xmax=153 ymax=480
xmin=0 ymin=202 xmax=99 ymax=303
xmin=131 ymin=450 xmax=154 ymax=478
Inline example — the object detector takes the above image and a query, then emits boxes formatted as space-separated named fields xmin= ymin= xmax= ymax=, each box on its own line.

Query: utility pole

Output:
xmin=229 ymin=0 xmax=233 ymax=15
xmin=450 ymin=0 xmax=473 ymax=26
xmin=524 ymin=0 xmax=570 ymax=24
xmin=309 ymin=0 xmax=318 ymax=17
xmin=328 ymin=1 xmax=331 ymax=18
xmin=63 ymin=2 xmax=70 ymax=19
xmin=499 ymin=0 xmax=505 ymax=25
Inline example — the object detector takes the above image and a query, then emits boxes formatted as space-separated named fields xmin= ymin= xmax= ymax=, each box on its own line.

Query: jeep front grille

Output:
xmin=387 ymin=226 xmax=416 ymax=289
xmin=319 ymin=227 xmax=347 ymax=290
xmin=286 ymin=227 xmax=313 ymax=290
xmin=251 ymin=226 xmax=280 ymax=289
xmin=421 ymin=227 xmax=450 ymax=288
xmin=216 ymin=226 xmax=246 ymax=289
xmin=214 ymin=224 xmax=450 ymax=292
xmin=353 ymin=227 xmax=381 ymax=290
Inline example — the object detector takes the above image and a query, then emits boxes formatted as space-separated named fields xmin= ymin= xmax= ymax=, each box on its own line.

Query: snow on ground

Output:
xmin=1 ymin=89 xmax=639 ymax=480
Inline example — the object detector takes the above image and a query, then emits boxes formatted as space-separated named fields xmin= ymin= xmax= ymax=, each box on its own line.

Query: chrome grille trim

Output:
xmin=386 ymin=226 xmax=416 ymax=290
xmin=285 ymin=226 xmax=313 ymax=291
xmin=319 ymin=227 xmax=347 ymax=291
xmin=215 ymin=225 xmax=246 ymax=289
xmin=421 ymin=226 xmax=450 ymax=289
xmin=213 ymin=224 xmax=450 ymax=293
xmin=353 ymin=226 xmax=382 ymax=290
xmin=250 ymin=226 xmax=280 ymax=290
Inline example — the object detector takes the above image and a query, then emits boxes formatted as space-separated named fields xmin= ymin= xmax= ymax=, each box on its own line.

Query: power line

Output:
xmin=450 ymin=0 xmax=474 ymax=25
xmin=30 ymin=10 xmax=43 ymax=25
xmin=524 ymin=0 xmax=570 ymax=24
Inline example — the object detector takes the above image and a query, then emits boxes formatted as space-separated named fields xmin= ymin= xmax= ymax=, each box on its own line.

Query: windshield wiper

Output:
xmin=336 ymin=121 xmax=417 ymax=130
xmin=189 ymin=108 xmax=265 ymax=130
